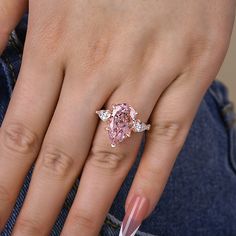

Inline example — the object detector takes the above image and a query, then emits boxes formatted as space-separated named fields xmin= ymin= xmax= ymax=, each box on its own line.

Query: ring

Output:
xmin=96 ymin=103 xmax=151 ymax=147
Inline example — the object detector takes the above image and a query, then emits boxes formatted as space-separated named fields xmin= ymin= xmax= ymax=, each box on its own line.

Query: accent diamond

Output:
xmin=133 ymin=120 xmax=151 ymax=132
xmin=96 ymin=110 xmax=111 ymax=121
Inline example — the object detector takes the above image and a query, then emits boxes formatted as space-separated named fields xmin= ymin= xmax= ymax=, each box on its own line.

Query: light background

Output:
xmin=218 ymin=20 xmax=236 ymax=104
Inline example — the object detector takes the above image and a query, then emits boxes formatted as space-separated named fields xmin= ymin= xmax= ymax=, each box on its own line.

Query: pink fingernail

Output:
xmin=119 ymin=195 xmax=149 ymax=236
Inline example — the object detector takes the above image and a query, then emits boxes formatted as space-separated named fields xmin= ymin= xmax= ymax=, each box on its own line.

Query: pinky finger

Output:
xmin=119 ymin=74 xmax=210 ymax=236
xmin=0 ymin=0 xmax=28 ymax=54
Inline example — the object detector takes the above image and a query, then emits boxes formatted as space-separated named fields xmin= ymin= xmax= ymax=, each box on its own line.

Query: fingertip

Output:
xmin=120 ymin=194 xmax=150 ymax=236
xmin=125 ymin=190 xmax=152 ymax=219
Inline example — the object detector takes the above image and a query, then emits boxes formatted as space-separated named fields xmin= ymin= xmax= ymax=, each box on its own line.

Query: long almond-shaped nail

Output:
xmin=119 ymin=195 xmax=149 ymax=236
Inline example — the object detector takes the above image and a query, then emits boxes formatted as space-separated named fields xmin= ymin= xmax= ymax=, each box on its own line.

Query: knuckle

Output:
xmin=41 ymin=145 xmax=74 ymax=178
xmin=0 ymin=185 xmax=11 ymax=204
xmin=72 ymin=30 xmax=113 ymax=72
xmin=28 ymin=17 xmax=65 ymax=57
xmin=187 ymin=39 xmax=211 ymax=62
xmin=89 ymin=146 xmax=128 ymax=171
xmin=15 ymin=217 xmax=42 ymax=235
xmin=2 ymin=123 xmax=38 ymax=155
xmin=149 ymin=120 xmax=185 ymax=147
xmin=86 ymin=36 xmax=112 ymax=68
xmin=187 ymin=31 xmax=227 ymax=67
xmin=70 ymin=211 xmax=97 ymax=233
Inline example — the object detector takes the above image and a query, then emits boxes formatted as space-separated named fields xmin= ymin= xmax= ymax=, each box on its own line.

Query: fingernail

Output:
xmin=119 ymin=195 xmax=149 ymax=236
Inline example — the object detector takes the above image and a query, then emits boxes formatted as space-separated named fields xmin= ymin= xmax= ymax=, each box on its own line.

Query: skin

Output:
xmin=0 ymin=0 xmax=28 ymax=54
xmin=0 ymin=0 xmax=236 ymax=235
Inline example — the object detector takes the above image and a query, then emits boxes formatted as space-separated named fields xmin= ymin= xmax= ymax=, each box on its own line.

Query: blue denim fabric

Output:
xmin=1 ymin=16 xmax=236 ymax=236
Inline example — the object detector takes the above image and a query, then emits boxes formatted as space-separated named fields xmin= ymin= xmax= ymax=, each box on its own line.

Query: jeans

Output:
xmin=0 ymin=16 xmax=236 ymax=236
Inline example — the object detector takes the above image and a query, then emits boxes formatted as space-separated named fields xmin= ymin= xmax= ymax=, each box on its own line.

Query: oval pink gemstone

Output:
xmin=108 ymin=103 xmax=137 ymax=147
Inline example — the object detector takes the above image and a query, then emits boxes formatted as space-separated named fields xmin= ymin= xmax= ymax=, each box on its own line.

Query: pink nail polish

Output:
xmin=119 ymin=195 xmax=149 ymax=236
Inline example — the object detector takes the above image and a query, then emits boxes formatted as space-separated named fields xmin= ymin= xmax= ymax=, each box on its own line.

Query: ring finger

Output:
xmin=61 ymin=55 xmax=180 ymax=235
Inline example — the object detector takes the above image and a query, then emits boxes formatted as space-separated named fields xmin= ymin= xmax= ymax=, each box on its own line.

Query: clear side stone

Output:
xmin=133 ymin=120 xmax=151 ymax=132
xmin=96 ymin=110 xmax=111 ymax=121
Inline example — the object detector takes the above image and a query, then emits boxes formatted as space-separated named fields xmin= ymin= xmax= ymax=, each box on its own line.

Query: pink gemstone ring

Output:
xmin=96 ymin=103 xmax=151 ymax=147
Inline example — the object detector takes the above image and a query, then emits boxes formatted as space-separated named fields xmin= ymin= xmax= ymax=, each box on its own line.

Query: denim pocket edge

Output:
xmin=208 ymin=80 xmax=236 ymax=174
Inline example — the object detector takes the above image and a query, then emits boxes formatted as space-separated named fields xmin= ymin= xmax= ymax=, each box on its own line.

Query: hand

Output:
xmin=0 ymin=0 xmax=28 ymax=54
xmin=0 ymin=0 xmax=235 ymax=235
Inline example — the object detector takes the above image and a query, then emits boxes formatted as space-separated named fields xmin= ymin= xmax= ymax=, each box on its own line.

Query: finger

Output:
xmin=62 ymin=97 xmax=152 ymax=235
xmin=60 ymin=39 xmax=184 ymax=235
xmin=0 ymin=48 xmax=63 ymax=229
xmin=61 ymin=59 xmax=178 ymax=235
xmin=122 ymin=74 xmax=211 ymax=235
xmin=11 ymin=67 xmax=116 ymax=236
xmin=0 ymin=0 xmax=28 ymax=54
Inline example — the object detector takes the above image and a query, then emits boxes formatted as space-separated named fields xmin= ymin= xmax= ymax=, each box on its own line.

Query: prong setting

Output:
xmin=96 ymin=103 xmax=151 ymax=147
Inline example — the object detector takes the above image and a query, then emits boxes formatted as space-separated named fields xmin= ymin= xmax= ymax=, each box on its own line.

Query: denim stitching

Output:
xmin=10 ymin=31 xmax=23 ymax=53
xmin=9 ymin=38 xmax=22 ymax=61
xmin=9 ymin=37 xmax=22 ymax=58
